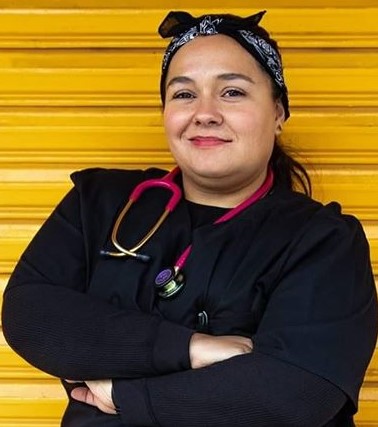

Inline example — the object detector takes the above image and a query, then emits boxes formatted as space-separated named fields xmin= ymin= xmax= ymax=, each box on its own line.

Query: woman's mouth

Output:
xmin=189 ymin=136 xmax=232 ymax=147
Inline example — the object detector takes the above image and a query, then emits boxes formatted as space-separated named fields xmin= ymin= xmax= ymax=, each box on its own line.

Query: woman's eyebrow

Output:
xmin=217 ymin=73 xmax=255 ymax=84
xmin=166 ymin=73 xmax=255 ymax=88
xmin=166 ymin=76 xmax=194 ymax=88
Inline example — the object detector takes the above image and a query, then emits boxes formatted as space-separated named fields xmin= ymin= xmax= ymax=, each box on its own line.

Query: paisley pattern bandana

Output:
xmin=158 ymin=11 xmax=290 ymax=119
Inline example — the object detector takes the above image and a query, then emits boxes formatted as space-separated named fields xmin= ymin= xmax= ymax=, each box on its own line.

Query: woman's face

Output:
xmin=163 ymin=34 xmax=285 ymax=201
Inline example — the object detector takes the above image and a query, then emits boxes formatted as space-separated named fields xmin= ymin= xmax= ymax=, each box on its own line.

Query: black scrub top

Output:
xmin=2 ymin=167 xmax=377 ymax=427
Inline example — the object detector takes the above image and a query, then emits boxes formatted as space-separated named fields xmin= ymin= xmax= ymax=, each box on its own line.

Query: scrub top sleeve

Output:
xmin=2 ymin=179 xmax=193 ymax=381
xmin=253 ymin=205 xmax=377 ymax=411
xmin=112 ymin=351 xmax=347 ymax=427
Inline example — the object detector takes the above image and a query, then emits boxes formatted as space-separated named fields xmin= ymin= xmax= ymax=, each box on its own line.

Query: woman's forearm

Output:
xmin=2 ymin=276 xmax=193 ymax=380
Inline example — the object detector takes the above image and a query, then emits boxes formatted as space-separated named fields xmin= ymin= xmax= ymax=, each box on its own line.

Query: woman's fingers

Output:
xmin=70 ymin=380 xmax=117 ymax=415
xmin=71 ymin=386 xmax=96 ymax=405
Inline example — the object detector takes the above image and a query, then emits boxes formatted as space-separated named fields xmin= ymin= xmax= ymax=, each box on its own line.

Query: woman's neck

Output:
xmin=182 ymin=170 xmax=268 ymax=208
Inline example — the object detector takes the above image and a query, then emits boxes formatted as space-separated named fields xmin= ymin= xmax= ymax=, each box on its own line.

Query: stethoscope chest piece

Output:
xmin=154 ymin=267 xmax=185 ymax=299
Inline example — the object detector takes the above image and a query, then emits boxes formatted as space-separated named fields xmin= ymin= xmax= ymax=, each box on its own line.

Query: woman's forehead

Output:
xmin=168 ymin=35 xmax=261 ymax=70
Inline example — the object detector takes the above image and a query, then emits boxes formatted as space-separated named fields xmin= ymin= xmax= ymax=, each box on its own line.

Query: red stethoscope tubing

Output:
xmin=129 ymin=166 xmax=182 ymax=212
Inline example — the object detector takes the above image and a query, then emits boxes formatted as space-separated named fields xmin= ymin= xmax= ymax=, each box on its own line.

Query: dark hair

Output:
xmin=160 ymin=16 xmax=312 ymax=196
xmin=270 ymin=140 xmax=312 ymax=196
xmin=266 ymin=66 xmax=312 ymax=196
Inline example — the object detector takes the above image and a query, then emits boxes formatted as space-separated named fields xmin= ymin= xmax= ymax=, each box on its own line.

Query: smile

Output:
xmin=189 ymin=136 xmax=232 ymax=147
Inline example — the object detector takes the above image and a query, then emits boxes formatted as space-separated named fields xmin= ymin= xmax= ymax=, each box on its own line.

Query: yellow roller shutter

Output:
xmin=0 ymin=1 xmax=377 ymax=426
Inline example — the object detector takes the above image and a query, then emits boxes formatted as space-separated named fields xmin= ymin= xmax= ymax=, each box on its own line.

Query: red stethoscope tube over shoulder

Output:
xmin=101 ymin=166 xmax=274 ymax=298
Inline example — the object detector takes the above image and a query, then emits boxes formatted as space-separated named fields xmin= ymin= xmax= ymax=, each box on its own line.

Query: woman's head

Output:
xmin=158 ymin=11 xmax=311 ymax=198
xmin=163 ymin=34 xmax=285 ymax=203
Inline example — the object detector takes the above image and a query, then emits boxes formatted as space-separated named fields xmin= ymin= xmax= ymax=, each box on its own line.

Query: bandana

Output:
xmin=158 ymin=10 xmax=290 ymax=120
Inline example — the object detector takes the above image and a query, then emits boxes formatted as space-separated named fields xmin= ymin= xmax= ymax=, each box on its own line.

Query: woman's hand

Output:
xmin=69 ymin=379 xmax=116 ymax=414
xmin=189 ymin=333 xmax=253 ymax=369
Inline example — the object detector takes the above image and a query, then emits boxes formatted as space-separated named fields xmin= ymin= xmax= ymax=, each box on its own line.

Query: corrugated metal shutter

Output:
xmin=0 ymin=1 xmax=377 ymax=425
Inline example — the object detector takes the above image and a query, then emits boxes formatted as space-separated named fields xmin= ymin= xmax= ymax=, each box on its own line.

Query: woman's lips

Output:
xmin=190 ymin=136 xmax=231 ymax=147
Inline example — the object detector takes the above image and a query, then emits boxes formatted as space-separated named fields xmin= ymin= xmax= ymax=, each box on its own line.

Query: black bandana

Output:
xmin=158 ymin=11 xmax=290 ymax=120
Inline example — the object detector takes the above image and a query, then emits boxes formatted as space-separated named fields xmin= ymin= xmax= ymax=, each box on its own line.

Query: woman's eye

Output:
xmin=223 ymin=89 xmax=245 ymax=97
xmin=172 ymin=91 xmax=195 ymax=99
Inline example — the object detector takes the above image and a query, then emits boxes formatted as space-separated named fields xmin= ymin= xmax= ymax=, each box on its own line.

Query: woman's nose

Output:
xmin=193 ymin=98 xmax=223 ymax=126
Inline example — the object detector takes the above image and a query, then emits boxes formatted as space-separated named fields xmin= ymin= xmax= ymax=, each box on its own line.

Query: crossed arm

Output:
xmin=68 ymin=333 xmax=253 ymax=414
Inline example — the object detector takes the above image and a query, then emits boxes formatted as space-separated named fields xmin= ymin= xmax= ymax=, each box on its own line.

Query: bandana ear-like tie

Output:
xmin=158 ymin=10 xmax=266 ymax=38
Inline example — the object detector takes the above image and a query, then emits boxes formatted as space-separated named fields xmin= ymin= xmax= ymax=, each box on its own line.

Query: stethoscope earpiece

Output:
xmin=100 ymin=249 xmax=151 ymax=262
xmin=135 ymin=253 xmax=151 ymax=263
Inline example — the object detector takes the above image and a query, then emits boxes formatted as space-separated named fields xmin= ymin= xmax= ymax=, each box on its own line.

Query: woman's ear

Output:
xmin=274 ymin=99 xmax=285 ymax=135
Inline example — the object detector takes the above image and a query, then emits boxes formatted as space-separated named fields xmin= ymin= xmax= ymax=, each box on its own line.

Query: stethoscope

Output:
xmin=101 ymin=166 xmax=274 ymax=299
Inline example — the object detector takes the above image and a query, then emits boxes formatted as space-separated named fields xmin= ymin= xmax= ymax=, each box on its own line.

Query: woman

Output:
xmin=2 ymin=10 xmax=377 ymax=427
